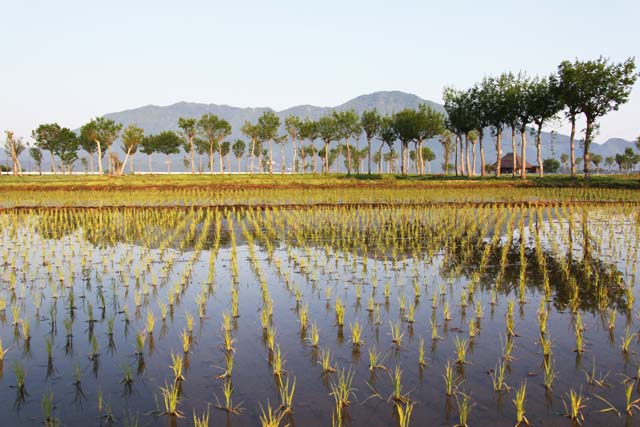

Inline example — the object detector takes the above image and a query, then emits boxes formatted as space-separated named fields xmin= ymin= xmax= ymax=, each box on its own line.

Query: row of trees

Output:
xmin=3 ymin=57 xmax=637 ymax=177
xmin=443 ymin=56 xmax=637 ymax=178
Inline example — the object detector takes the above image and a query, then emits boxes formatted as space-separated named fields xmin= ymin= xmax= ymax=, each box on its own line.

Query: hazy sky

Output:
xmin=1 ymin=0 xmax=638 ymax=143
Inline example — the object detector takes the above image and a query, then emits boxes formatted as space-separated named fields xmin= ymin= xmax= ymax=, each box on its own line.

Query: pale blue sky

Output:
xmin=1 ymin=0 xmax=638 ymax=142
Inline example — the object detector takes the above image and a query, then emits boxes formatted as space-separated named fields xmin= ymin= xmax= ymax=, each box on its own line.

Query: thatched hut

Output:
xmin=492 ymin=153 xmax=539 ymax=175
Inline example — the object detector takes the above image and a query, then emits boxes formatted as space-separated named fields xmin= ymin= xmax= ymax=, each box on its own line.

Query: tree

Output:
xmin=232 ymin=139 xmax=246 ymax=172
xmin=241 ymin=121 xmax=260 ymax=174
xmin=120 ymin=125 xmax=144 ymax=175
xmin=378 ymin=116 xmax=397 ymax=174
xmin=149 ymin=131 xmax=182 ymax=173
xmin=559 ymin=57 xmax=637 ymax=177
xmin=615 ymin=148 xmax=639 ymax=173
xmin=80 ymin=117 xmax=122 ymax=175
xmin=29 ymin=147 xmax=42 ymax=174
xmin=333 ymin=110 xmax=361 ymax=176
xmin=32 ymin=123 xmax=61 ymax=174
xmin=315 ymin=115 xmax=339 ymax=175
xmin=198 ymin=114 xmax=231 ymax=174
xmin=4 ymin=131 xmax=24 ymax=175
xmin=543 ymin=158 xmax=560 ymax=173
xmin=560 ymin=153 xmax=569 ymax=173
xmin=413 ymin=104 xmax=445 ymax=175
xmin=479 ymin=75 xmax=511 ymax=177
xmin=299 ymin=119 xmax=319 ymax=174
xmin=511 ymin=73 xmax=533 ymax=179
xmin=372 ymin=151 xmax=382 ymax=173
xmin=54 ymin=127 xmax=79 ymax=173
xmin=257 ymin=111 xmax=280 ymax=175
xmin=421 ymin=146 xmax=436 ymax=173
xmin=220 ymin=141 xmax=231 ymax=172
xmin=467 ymin=129 xmax=479 ymax=175
xmin=392 ymin=109 xmax=418 ymax=175
xmin=605 ymin=156 xmax=615 ymax=173
xmin=78 ymin=132 xmax=98 ymax=173
xmin=284 ymin=116 xmax=302 ymax=174
xmin=178 ymin=117 xmax=198 ymax=174
xmin=527 ymin=76 xmax=562 ymax=177
xmin=439 ymin=130 xmax=454 ymax=175
xmin=591 ymin=154 xmax=603 ymax=174
xmin=360 ymin=109 xmax=382 ymax=175
xmin=443 ymin=87 xmax=473 ymax=176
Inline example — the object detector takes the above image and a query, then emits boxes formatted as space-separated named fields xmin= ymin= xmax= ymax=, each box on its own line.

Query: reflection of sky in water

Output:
xmin=0 ymin=206 xmax=638 ymax=426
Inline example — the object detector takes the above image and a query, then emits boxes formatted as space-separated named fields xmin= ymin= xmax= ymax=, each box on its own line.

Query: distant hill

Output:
xmin=18 ymin=91 xmax=637 ymax=173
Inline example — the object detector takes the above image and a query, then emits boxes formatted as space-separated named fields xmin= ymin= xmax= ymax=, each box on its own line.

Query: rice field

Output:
xmin=0 ymin=182 xmax=639 ymax=426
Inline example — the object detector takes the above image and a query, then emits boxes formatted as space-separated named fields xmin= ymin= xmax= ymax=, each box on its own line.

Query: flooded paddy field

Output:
xmin=0 ymin=201 xmax=639 ymax=426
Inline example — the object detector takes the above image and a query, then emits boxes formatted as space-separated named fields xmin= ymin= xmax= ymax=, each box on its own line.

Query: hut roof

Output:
xmin=496 ymin=153 xmax=536 ymax=168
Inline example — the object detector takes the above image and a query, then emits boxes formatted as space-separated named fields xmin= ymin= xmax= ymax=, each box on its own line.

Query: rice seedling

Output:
xmin=41 ymin=390 xmax=58 ymax=427
xmin=368 ymin=346 xmax=386 ymax=371
xmin=223 ymin=327 xmax=236 ymax=353
xmin=389 ymin=320 xmax=404 ymax=347
xmin=146 ymin=311 xmax=155 ymax=334
xmin=562 ymin=388 xmax=587 ymax=424
xmin=395 ymin=400 xmax=415 ymax=427
xmin=584 ymin=357 xmax=610 ymax=387
xmin=272 ymin=344 xmax=286 ymax=377
xmin=454 ymin=336 xmax=468 ymax=365
xmin=443 ymin=302 xmax=451 ymax=321
xmin=335 ymin=298 xmax=345 ymax=327
xmin=330 ymin=368 xmax=355 ymax=408
xmin=181 ymin=329 xmax=191 ymax=353
xmin=390 ymin=365 xmax=407 ymax=402
xmin=308 ymin=322 xmax=319 ymax=347
xmin=193 ymin=405 xmax=210 ymax=427
xmin=418 ymin=337 xmax=427 ymax=367
xmin=350 ymin=320 xmax=364 ymax=349
xmin=215 ymin=380 xmax=243 ymax=414
xmin=539 ymin=333 xmax=552 ymax=357
xmin=319 ymin=348 xmax=336 ymax=373
xmin=159 ymin=381 xmax=182 ymax=417
xmin=490 ymin=359 xmax=509 ymax=392
xmin=170 ymin=353 xmax=185 ymax=382
xmin=443 ymin=360 xmax=460 ymax=396
xmin=621 ymin=327 xmax=635 ymax=353
xmin=277 ymin=376 xmax=295 ymax=414
xmin=543 ymin=358 xmax=556 ymax=390
xmin=513 ymin=381 xmax=529 ymax=426
xmin=454 ymin=391 xmax=472 ymax=427
xmin=624 ymin=380 xmax=640 ymax=415
xmin=259 ymin=402 xmax=284 ymax=427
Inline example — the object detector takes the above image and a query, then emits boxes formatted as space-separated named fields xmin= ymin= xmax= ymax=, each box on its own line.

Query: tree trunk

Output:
xmin=209 ymin=147 xmax=214 ymax=174
xmin=166 ymin=156 xmax=171 ymax=173
xmin=367 ymin=137 xmax=372 ymax=175
xmin=219 ymin=150 xmax=224 ymax=175
xmin=569 ymin=115 xmax=577 ymax=177
xmin=148 ymin=155 xmax=152 ymax=173
xmin=95 ymin=140 xmax=103 ymax=175
xmin=250 ymin=137 xmax=255 ymax=174
xmin=324 ymin=141 xmax=329 ymax=175
xmin=520 ymin=127 xmax=527 ymax=179
xmin=49 ymin=151 xmax=58 ymax=174
xmin=536 ymin=123 xmax=544 ymax=177
xmin=479 ymin=132 xmax=486 ymax=177
xmin=281 ymin=143 xmax=285 ymax=174
xmin=464 ymin=135 xmax=470 ymax=176
xmin=495 ymin=127 xmax=502 ymax=177
xmin=454 ymin=135 xmax=459 ymax=176
xmin=190 ymin=137 xmax=195 ymax=174
xmin=444 ymin=146 xmax=450 ymax=175
xmin=400 ymin=143 xmax=407 ymax=175
xmin=120 ymin=147 xmax=133 ymax=175
xmin=291 ymin=138 xmax=297 ymax=173
xmin=511 ymin=128 xmax=517 ymax=178
xmin=269 ymin=139 xmax=273 ymax=174
xmin=584 ymin=117 xmax=593 ymax=178
xmin=471 ymin=142 xmax=476 ymax=176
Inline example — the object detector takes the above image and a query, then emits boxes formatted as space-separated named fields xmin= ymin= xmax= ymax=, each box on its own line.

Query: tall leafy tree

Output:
xmin=198 ymin=114 xmax=231 ymax=174
xmin=559 ymin=57 xmax=637 ymax=177
xmin=78 ymin=132 xmax=98 ymax=173
xmin=32 ymin=123 xmax=62 ymax=174
xmin=439 ymin=130 xmax=454 ymax=175
xmin=29 ymin=146 xmax=42 ymax=174
xmin=149 ymin=131 xmax=182 ymax=173
xmin=120 ymin=125 xmax=144 ymax=175
xmin=315 ymin=115 xmax=339 ymax=175
xmin=299 ymin=119 xmax=319 ymax=174
xmin=333 ymin=110 xmax=361 ymax=175
xmin=527 ymin=76 xmax=562 ymax=177
xmin=257 ymin=111 xmax=280 ymax=175
xmin=178 ymin=117 xmax=198 ymax=174
xmin=360 ymin=109 xmax=382 ymax=175
xmin=391 ymin=109 xmax=417 ymax=175
xmin=241 ymin=121 xmax=260 ymax=174
xmin=232 ymin=139 xmax=246 ymax=172
xmin=220 ymin=140 xmax=231 ymax=172
xmin=378 ymin=116 xmax=397 ymax=174
xmin=512 ymin=74 xmax=533 ymax=179
xmin=284 ymin=116 xmax=302 ymax=173
xmin=80 ymin=117 xmax=122 ymax=175
xmin=479 ymin=74 xmax=511 ymax=177
xmin=54 ymin=127 xmax=79 ymax=173
xmin=4 ymin=131 xmax=24 ymax=175
xmin=413 ymin=104 xmax=445 ymax=175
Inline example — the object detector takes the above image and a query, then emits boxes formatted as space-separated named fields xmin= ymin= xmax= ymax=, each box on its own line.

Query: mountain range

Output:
xmin=17 ymin=91 xmax=638 ymax=173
